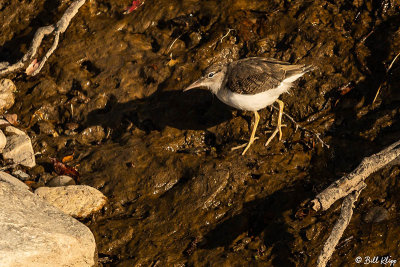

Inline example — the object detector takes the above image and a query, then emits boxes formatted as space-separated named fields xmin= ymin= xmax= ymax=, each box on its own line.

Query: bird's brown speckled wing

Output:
xmin=225 ymin=57 xmax=309 ymax=95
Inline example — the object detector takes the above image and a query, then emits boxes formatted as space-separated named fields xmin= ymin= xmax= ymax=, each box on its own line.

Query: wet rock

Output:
xmin=180 ymin=168 xmax=230 ymax=210
xmin=64 ymin=122 xmax=80 ymax=136
xmin=87 ymin=93 xmax=108 ymax=112
xmin=65 ymin=122 xmax=79 ymax=131
xmin=77 ymin=125 xmax=105 ymax=144
xmin=37 ymin=121 xmax=59 ymax=137
xmin=36 ymin=104 xmax=60 ymax=121
xmin=32 ymin=79 xmax=59 ymax=98
xmin=0 ymin=171 xmax=29 ymax=190
xmin=0 ymin=129 xmax=6 ymax=152
xmin=35 ymin=185 xmax=107 ymax=218
xmin=189 ymin=32 xmax=202 ymax=47
xmin=47 ymin=175 xmax=76 ymax=187
xmin=0 ymin=79 xmax=16 ymax=113
xmin=12 ymin=170 xmax=30 ymax=181
xmin=2 ymin=126 xmax=35 ymax=168
xmin=0 ymin=181 xmax=96 ymax=267
xmin=363 ymin=206 xmax=389 ymax=223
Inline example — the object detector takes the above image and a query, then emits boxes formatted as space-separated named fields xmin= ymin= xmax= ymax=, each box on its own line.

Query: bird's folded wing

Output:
xmin=226 ymin=57 xmax=307 ymax=95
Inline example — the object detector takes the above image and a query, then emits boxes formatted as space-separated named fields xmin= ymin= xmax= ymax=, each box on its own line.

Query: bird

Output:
xmin=184 ymin=57 xmax=313 ymax=155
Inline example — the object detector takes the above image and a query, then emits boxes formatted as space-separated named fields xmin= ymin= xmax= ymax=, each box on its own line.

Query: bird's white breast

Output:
xmin=216 ymin=81 xmax=294 ymax=111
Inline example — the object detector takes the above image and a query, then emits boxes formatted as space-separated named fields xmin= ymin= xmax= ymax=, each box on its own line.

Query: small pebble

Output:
xmin=12 ymin=170 xmax=30 ymax=181
xmin=77 ymin=125 xmax=105 ymax=144
xmin=47 ymin=175 xmax=76 ymax=187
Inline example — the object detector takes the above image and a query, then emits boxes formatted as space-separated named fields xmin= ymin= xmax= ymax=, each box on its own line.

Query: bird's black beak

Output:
xmin=183 ymin=77 xmax=207 ymax=92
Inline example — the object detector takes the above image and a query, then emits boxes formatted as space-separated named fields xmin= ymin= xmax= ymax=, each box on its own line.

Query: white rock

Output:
xmin=0 ymin=181 xmax=96 ymax=267
xmin=2 ymin=126 xmax=36 ymax=168
xmin=0 ymin=129 xmax=6 ymax=152
xmin=35 ymin=185 xmax=107 ymax=218
xmin=0 ymin=118 xmax=10 ymax=126
xmin=47 ymin=175 xmax=76 ymax=187
xmin=0 ymin=79 xmax=16 ymax=112
xmin=12 ymin=170 xmax=30 ymax=181
xmin=0 ymin=171 xmax=29 ymax=190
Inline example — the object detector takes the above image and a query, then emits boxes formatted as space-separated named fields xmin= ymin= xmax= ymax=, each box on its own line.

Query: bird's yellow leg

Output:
xmin=265 ymin=99 xmax=284 ymax=147
xmin=276 ymin=99 xmax=284 ymax=140
xmin=231 ymin=111 xmax=260 ymax=155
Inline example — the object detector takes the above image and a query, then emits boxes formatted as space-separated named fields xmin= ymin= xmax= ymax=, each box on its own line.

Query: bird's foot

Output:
xmin=231 ymin=137 xmax=259 ymax=155
xmin=265 ymin=124 xmax=287 ymax=147
xmin=265 ymin=99 xmax=285 ymax=147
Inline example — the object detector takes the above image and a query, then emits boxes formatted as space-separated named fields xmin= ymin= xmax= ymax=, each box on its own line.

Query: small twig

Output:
xmin=165 ymin=34 xmax=183 ymax=54
xmin=387 ymin=51 xmax=400 ymax=70
xmin=359 ymin=29 xmax=374 ymax=45
xmin=316 ymin=183 xmax=365 ymax=267
xmin=0 ymin=0 xmax=86 ymax=76
xmin=311 ymin=139 xmax=400 ymax=212
xmin=220 ymin=28 xmax=234 ymax=43
xmin=271 ymin=105 xmax=329 ymax=148
xmin=372 ymin=51 xmax=400 ymax=104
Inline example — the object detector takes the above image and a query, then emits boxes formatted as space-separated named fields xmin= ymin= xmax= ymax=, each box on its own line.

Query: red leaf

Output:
xmin=4 ymin=113 xmax=18 ymax=125
xmin=124 ymin=0 xmax=143 ymax=14
xmin=51 ymin=158 xmax=80 ymax=182
xmin=25 ymin=59 xmax=40 ymax=76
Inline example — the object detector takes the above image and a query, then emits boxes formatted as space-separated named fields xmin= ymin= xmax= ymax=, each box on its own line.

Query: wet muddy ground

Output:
xmin=1 ymin=0 xmax=400 ymax=266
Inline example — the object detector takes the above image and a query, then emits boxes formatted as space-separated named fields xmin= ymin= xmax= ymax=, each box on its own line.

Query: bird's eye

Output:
xmin=208 ymin=72 xmax=215 ymax=78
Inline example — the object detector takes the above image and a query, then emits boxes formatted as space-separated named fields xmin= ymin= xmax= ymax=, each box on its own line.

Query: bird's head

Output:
xmin=184 ymin=63 xmax=227 ymax=94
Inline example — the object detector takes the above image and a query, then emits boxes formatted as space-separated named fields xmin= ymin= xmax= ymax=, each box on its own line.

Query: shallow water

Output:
xmin=1 ymin=0 xmax=400 ymax=266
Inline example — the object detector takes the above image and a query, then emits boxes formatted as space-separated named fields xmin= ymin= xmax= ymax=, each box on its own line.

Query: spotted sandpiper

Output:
xmin=184 ymin=57 xmax=313 ymax=155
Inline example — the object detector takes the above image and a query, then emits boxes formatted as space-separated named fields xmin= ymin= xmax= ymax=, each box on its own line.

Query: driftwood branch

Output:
xmin=312 ymin=139 xmax=400 ymax=266
xmin=311 ymin=140 xmax=400 ymax=212
xmin=316 ymin=182 xmax=365 ymax=267
xmin=0 ymin=0 xmax=86 ymax=76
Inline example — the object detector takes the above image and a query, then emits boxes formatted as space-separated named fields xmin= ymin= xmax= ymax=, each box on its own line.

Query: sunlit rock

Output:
xmin=35 ymin=185 xmax=107 ymax=218
xmin=0 ymin=79 xmax=16 ymax=113
xmin=2 ymin=126 xmax=36 ymax=168
xmin=0 ymin=130 xmax=6 ymax=152
xmin=0 ymin=182 xmax=96 ymax=267
xmin=0 ymin=171 xmax=29 ymax=190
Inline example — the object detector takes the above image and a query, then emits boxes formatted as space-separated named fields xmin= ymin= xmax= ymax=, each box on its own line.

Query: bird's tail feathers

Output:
xmin=283 ymin=64 xmax=315 ymax=83
xmin=301 ymin=64 xmax=316 ymax=74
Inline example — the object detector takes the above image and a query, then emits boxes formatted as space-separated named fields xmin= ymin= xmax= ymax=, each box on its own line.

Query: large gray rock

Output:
xmin=0 ymin=182 xmax=96 ymax=266
xmin=0 ymin=79 xmax=16 ymax=112
xmin=0 ymin=129 xmax=6 ymax=152
xmin=35 ymin=185 xmax=107 ymax=218
xmin=2 ymin=126 xmax=35 ymax=168
xmin=0 ymin=171 xmax=29 ymax=190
